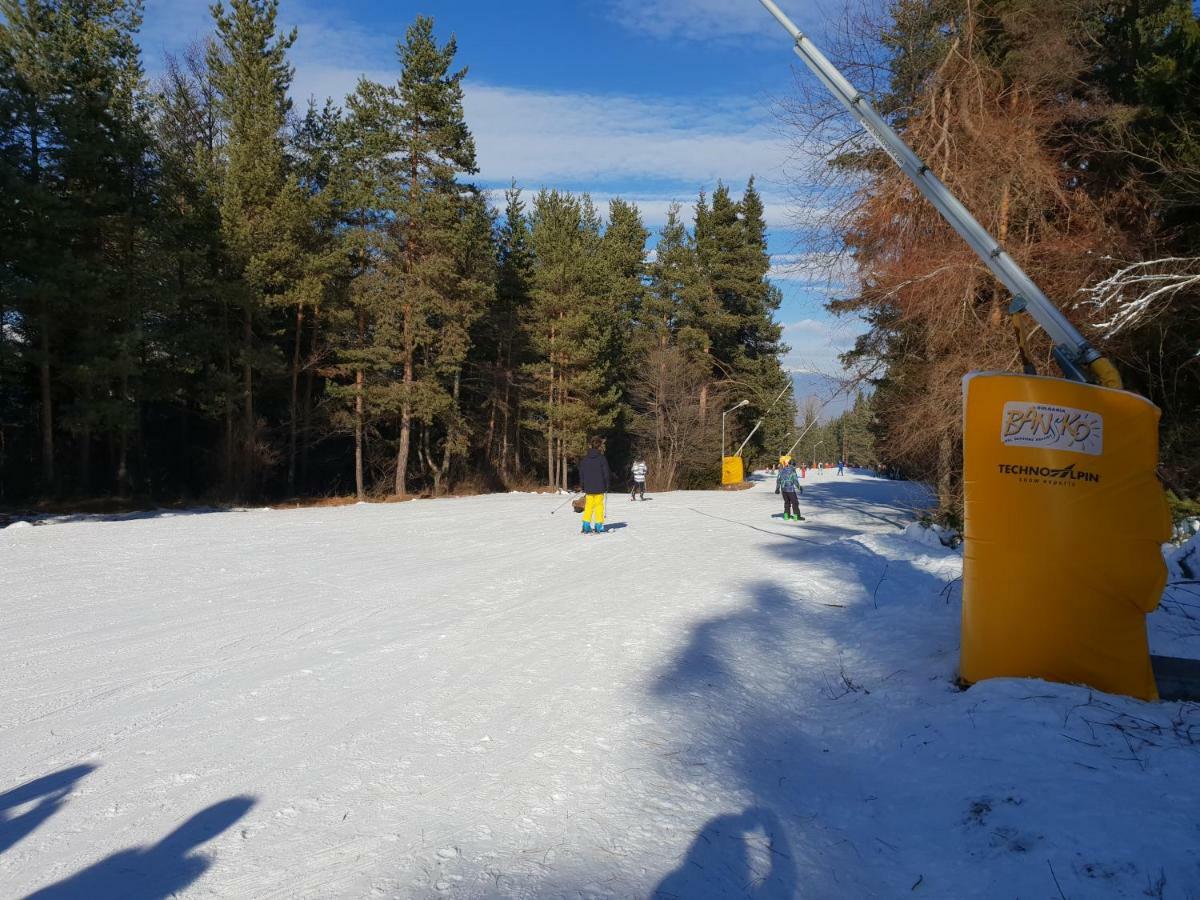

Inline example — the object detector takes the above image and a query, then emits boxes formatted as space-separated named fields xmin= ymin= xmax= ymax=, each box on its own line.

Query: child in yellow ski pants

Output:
xmin=582 ymin=494 xmax=606 ymax=532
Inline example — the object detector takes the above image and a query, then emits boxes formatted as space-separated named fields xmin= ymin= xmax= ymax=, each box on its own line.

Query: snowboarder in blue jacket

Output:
xmin=777 ymin=462 xmax=804 ymax=522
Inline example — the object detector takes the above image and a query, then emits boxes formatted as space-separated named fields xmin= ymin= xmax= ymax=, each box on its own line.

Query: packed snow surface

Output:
xmin=2 ymin=473 xmax=1198 ymax=898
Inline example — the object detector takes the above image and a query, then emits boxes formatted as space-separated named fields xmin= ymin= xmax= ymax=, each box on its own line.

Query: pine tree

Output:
xmin=0 ymin=0 xmax=155 ymax=495
xmin=422 ymin=190 xmax=494 ymax=495
xmin=630 ymin=203 xmax=710 ymax=488
xmin=734 ymin=178 xmax=791 ymax=464
xmin=691 ymin=180 xmax=792 ymax=465
xmin=152 ymin=42 xmax=235 ymax=495
xmin=329 ymin=75 xmax=404 ymax=499
xmin=380 ymin=16 xmax=480 ymax=498
xmin=641 ymin=203 xmax=698 ymax=351
xmin=208 ymin=0 xmax=298 ymax=497
xmin=525 ymin=190 xmax=618 ymax=488
xmin=284 ymin=99 xmax=347 ymax=495
xmin=473 ymin=184 xmax=534 ymax=480
xmin=0 ymin=0 xmax=69 ymax=490
xmin=596 ymin=198 xmax=647 ymax=470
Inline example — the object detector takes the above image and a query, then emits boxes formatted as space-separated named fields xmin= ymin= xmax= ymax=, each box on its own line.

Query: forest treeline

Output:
xmin=800 ymin=0 xmax=1200 ymax=520
xmin=0 ymin=1 xmax=797 ymax=505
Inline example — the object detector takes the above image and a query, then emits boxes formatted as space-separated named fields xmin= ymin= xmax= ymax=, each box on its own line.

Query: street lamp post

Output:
xmin=722 ymin=400 xmax=750 ymax=460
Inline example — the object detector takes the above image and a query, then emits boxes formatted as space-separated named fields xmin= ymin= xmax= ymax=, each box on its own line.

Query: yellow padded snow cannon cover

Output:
xmin=960 ymin=373 xmax=1170 ymax=701
xmin=722 ymin=456 xmax=745 ymax=486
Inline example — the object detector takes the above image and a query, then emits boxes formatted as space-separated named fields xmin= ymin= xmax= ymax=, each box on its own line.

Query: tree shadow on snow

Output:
xmin=3 ymin=507 xmax=243 ymax=530
xmin=27 ymin=795 xmax=255 ymax=900
xmin=0 ymin=764 xmax=98 ymax=856
xmin=794 ymin=477 xmax=931 ymax=530
xmin=646 ymin=546 xmax=953 ymax=895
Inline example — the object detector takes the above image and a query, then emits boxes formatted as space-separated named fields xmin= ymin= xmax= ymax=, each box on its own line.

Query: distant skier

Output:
xmin=630 ymin=457 xmax=648 ymax=501
xmin=837 ymin=459 xmax=845 ymax=476
xmin=578 ymin=436 xmax=612 ymax=534
xmin=777 ymin=460 xmax=805 ymax=522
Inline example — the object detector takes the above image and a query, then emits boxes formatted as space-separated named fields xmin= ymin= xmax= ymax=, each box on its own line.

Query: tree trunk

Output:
xmin=485 ymin=347 xmax=501 ymax=466
xmin=301 ymin=304 xmax=320 ymax=488
xmin=546 ymin=358 xmax=555 ymax=487
xmin=39 ymin=307 xmax=55 ymax=489
xmin=30 ymin=122 xmax=55 ymax=491
xmin=937 ymin=430 xmax=956 ymax=514
xmin=437 ymin=370 xmax=461 ymax=496
xmin=505 ymin=327 xmax=517 ymax=476
xmin=78 ymin=417 xmax=91 ymax=496
xmin=512 ymin=390 xmax=522 ymax=474
xmin=116 ymin=371 xmax=131 ymax=496
xmin=500 ymin=370 xmax=512 ymax=478
xmin=354 ymin=312 xmax=366 ymax=500
xmin=287 ymin=304 xmax=303 ymax=496
xmin=222 ymin=299 xmax=234 ymax=496
xmin=242 ymin=304 xmax=254 ymax=497
xmin=396 ymin=310 xmax=414 ymax=497
xmin=396 ymin=405 xmax=412 ymax=497
xmin=354 ymin=366 xmax=365 ymax=501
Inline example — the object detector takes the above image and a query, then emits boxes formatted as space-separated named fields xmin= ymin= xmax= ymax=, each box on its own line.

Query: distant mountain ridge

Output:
xmin=791 ymin=372 xmax=853 ymax=421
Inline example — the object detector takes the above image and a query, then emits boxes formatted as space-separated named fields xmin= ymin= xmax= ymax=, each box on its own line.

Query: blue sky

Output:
xmin=138 ymin=0 xmax=868 ymax=385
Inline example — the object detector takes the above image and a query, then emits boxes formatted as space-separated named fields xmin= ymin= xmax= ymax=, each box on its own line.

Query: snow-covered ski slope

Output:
xmin=3 ymin=473 xmax=1198 ymax=899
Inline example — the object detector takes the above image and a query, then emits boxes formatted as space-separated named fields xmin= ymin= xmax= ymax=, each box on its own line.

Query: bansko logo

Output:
xmin=1000 ymin=402 xmax=1103 ymax=456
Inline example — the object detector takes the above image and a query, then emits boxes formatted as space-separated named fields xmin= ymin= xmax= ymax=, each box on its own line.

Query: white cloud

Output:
xmin=463 ymin=85 xmax=789 ymax=196
xmin=138 ymin=3 xmax=834 ymax=234
xmin=604 ymin=0 xmax=833 ymax=43
xmin=779 ymin=315 xmax=865 ymax=376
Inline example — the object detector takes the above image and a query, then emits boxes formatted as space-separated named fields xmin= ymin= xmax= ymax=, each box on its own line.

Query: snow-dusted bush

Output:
xmin=902 ymin=521 xmax=960 ymax=550
xmin=1165 ymin=534 xmax=1199 ymax=582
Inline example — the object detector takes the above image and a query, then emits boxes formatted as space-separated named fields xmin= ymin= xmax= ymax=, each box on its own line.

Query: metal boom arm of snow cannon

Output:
xmin=755 ymin=0 xmax=1122 ymax=389
xmin=735 ymin=382 xmax=792 ymax=458
xmin=785 ymin=416 xmax=821 ymax=459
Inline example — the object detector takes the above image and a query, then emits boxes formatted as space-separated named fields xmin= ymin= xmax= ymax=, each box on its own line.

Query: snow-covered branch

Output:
xmin=1078 ymin=257 xmax=1200 ymax=340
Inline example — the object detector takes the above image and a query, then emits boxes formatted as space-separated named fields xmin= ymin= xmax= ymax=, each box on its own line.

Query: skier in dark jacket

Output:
xmin=578 ymin=436 xmax=612 ymax=534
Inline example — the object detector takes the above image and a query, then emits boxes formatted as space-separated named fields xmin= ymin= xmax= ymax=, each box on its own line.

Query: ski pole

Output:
xmin=550 ymin=493 xmax=581 ymax=515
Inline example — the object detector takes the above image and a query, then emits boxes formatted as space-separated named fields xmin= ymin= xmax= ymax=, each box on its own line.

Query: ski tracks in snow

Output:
xmin=2 ymin=476 xmax=1198 ymax=898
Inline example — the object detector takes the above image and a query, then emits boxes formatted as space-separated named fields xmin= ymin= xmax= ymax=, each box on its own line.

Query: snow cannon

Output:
xmin=960 ymin=373 xmax=1171 ymax=700
xmin=722 ymin=456 xmax=745 ymax=486
xmin=752 ymin=0 xmax=1171 ymax=699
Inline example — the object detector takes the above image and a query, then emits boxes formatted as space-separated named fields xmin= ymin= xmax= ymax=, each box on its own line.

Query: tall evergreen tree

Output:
xmin=208 ymin=0 xmax=298 ymax=497
xmin=330 ymin=75 xmax=403 ymax=499
xmin=380 ymin=16 xmax=480 ymax=497
xmin=692 ymin=180 xmax=792 ymax=461
xmin=285 ymin=99 xmax=347 ymax=495
xmin=0 ymin=0 xmax=153 ymax=495
xmin=152 ymin=42 xmax=236 ymax=495
xmin=525 ymin=190 xmax=618 ymax=488
xmin=473 ymin=184 xmax=534 ymax=480
xmin=1 ymin=0 xmax=69 ymax=490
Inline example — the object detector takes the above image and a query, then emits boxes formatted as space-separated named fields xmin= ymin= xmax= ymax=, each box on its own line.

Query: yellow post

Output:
xmin=722 ymin=456 xmax=745 ymax=486
xmin=960 ymin=373 xmax=1170 ymax=700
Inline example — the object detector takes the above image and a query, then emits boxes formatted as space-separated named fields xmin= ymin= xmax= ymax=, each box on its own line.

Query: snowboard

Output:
xmin=771 ymin=513 xmax=806 ymax=524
